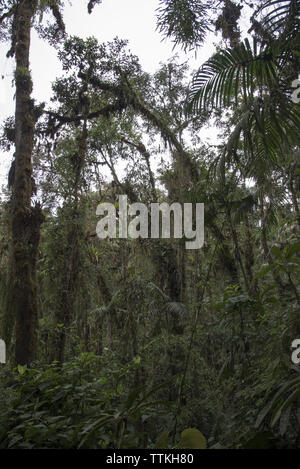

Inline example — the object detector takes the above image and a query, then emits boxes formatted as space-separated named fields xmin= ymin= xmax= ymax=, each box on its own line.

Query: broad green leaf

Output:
xmin=17 ymin=365 xmax=26 ymax=375
xmin=271 ymin=246 xmax=282 ymax=259
xmin=285 ymin=243 xmax=300 ymax=259
xmin=255 ymin=264 xmax=274 ymax=279
xmin=178 ymin=428 xmax=207 ymax=449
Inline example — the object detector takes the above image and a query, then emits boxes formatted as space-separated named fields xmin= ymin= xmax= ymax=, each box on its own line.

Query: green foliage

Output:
xmin=0 ymin=353 xmax=167 ymax=449
xmin=257 ymin=0 xmax=300 ymax=38
xmin=188 ymin=38 xmax=281 ymax=111
xmin=154 ymin=427 xmax=207 ymax=449
xmin=177 ymin=428 xmax=207 ymax=449
xmin=256 ymin=367 xmax=300 ymax=436
xmin=156 ymin=0 xmax=212 ymax=51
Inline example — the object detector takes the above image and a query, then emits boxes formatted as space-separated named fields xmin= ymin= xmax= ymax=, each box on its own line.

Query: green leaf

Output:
xmin=285 ymin=243 xmax=300 ymax=259
xmin=178 ymin=428 xmax=207 ymax=449
xmin=133 ymin=356 xmax=141 ymax=365
xmin=17 ymin=365 xmax=26 ymax=375
xmin=154 ymin=431 xmax=169 ymax=449
xmin=8 ymin=435 xmax=23 ymax=448
xmin=271 ymin=246 xmax=282 ymax=259
xmin=254 ymin=263 xmax=275 ymax=279
xmin=242 ymin=432 xmax=274 ymax=449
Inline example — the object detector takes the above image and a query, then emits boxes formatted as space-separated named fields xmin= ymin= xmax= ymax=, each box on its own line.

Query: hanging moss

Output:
xmin=215 ymin=0 xmax=242 ymax=46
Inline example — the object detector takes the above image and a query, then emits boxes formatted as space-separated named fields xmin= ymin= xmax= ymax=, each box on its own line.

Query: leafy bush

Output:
xmin=0 ymin=353 xmax=167 ymax=449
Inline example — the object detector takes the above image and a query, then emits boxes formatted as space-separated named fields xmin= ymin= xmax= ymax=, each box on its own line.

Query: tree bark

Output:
xmin=12 ymin=1 xmax=43 ymax=366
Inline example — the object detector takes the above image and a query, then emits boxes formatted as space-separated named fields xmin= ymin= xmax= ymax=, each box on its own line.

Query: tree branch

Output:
xmin=78 ymin=72 xmax=200 ymax=182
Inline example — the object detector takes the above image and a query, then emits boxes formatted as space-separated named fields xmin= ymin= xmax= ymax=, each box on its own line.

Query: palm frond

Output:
xmin=258 ymin=0 xmax=300 ymax=37
xmin=218 ymin=95 xmax=300 ymax=179
xmin=148 ymin=282 xmax=170 ymax=301
xmin=148 ymin=282 xmax=186 ymax=316
xmin=166 ymin=301 xmax=186 ymax=316
xmin=187 ymin=38 xmax=280 ymax=113
xmin=256 ymin=368 xmax=300 ymax=435
xmin=90 ymin=289 xmax=120 ymax=318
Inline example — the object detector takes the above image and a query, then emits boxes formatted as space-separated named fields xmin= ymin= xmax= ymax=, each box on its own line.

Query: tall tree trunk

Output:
xmin=227 ymin=208 xmax=250 ymax=292
xmin=244 ymin=214 xmax=258 ymax=294
xmin=54 ymin=117 xmax=88 ymax=363
xmin=209 ymin=219 xmax=239 ymax=284
xmin=289 ymin=180 xmax=300 ymax=229
xmin=258 ymin=194 xmax=284 ymax=293
xmin=12 ymin=1 xmax=43 ymax=366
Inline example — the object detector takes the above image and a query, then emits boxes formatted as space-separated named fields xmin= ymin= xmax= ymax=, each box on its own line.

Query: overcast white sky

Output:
xmin=0 ymin=0 xmax=251 ymax=190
